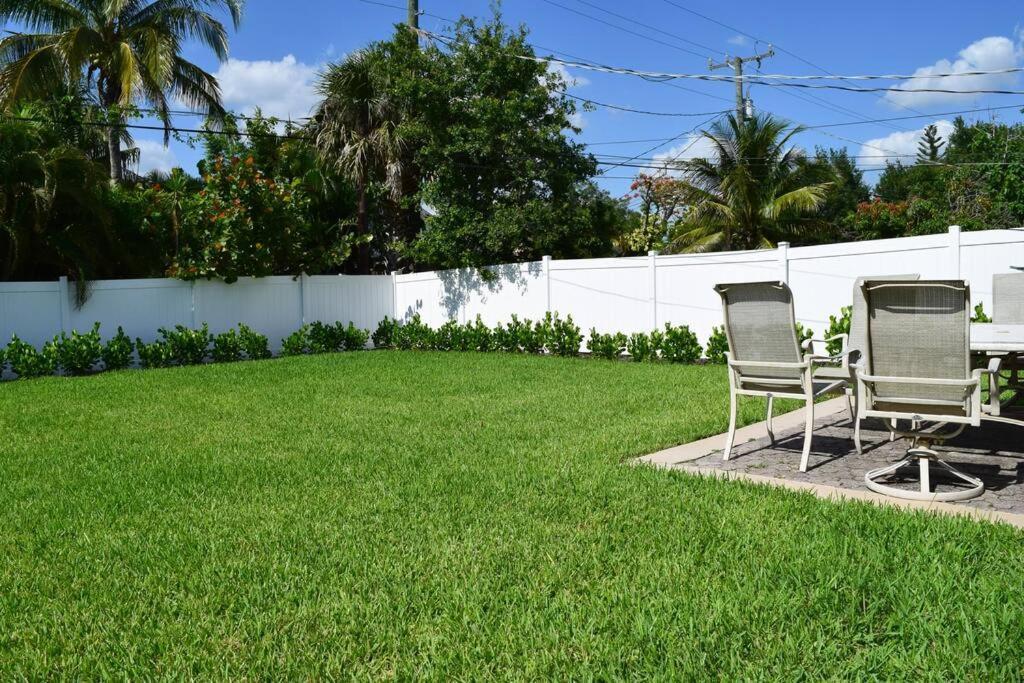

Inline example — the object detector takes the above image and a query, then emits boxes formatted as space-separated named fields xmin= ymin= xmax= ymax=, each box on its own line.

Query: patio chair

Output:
xmin=807 ymin=274 xmax=920 ymax=425
xmin=993 ymin=273 xmax=1024 ymax=392
xmin=715 ymin=281 xmax=849 ymax=472
xmin=855 ymin=279 xmax=1022 ymax=502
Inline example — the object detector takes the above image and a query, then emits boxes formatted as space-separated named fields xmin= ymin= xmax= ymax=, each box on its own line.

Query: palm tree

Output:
xmin=0 ymin=0 xmax=243 ymax=183
xmin=669 ymin=113 xmax=833 ymax=253
xmin=312 ymin=47 xmax=405 ymax=275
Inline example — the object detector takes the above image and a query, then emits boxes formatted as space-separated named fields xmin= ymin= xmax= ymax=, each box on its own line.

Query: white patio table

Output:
xmin=971 ymin=323 xmax=1024 ymax=353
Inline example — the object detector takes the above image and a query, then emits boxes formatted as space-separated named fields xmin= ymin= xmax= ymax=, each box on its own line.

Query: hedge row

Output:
xmin=0 ymin=314 xmax=744 ymax=381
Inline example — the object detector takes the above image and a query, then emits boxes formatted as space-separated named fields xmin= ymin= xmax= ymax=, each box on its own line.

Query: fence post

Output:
xmin=299 ymin=273 xmax=310 ymax=325
xmin=777 ymin=241 xmax=790 ymax=284
xmin=949 ymin=224 xmax=962 ymax=278
xmin=542 ymin=255 xmax=552 ymax=314
xmin=648 ymin=250 xmax=658 ymax=329
xmin=391 ymin=271 xmax=399 ymax=321
xmin=58 ymin=276 xmax=70 ymax=333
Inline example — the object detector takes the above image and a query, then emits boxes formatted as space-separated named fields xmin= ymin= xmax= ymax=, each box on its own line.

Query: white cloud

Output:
xmin=650 ymin=131 xmax=719 ymax=177
xmin=213 ymin=55 xmax=321 ymax=120
xmin=727 ymin=35 xmax=747 ymax=46
xmin=884 ymin=36 xmax=1023 ymax=108
xmin=857 ymin=119 xmax=955 ymax=167
xmin=546 ymin=62 xmax=589 ymax=88
xmin=134 ymin=139 xmax=179 ymax=175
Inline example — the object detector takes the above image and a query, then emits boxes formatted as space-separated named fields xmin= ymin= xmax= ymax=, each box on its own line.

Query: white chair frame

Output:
xmin=717 ymin=281 xmax=849 ymax=472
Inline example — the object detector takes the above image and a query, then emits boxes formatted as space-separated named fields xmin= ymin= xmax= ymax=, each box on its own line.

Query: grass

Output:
xmin=2 ymin=351 xmax=1023 ymax=678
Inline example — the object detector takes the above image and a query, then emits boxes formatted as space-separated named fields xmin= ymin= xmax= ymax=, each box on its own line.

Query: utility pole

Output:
xmin=407 ymin=0 xmax=419 ymax=30
xmin=708 ymin=46 xmax=774 ymax=121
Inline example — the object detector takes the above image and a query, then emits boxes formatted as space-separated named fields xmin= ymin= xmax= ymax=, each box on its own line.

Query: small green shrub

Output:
xmin=660 ymin=323 xmax=702 ymax=363
xmin=5 ymin=335 xmax=55 ymax=378
xmin=543 ymin=312 xmax=582 ymax=357
xmin=493 ymin=317 xmax=520 ymax=353
xmin=102 ymin=327 xmax=134 ymax=371
xmin=372 ymin=317 xmax=399 ymax=349
xmin=281 ymin=325 xmax=309 ymax=356
xmin=588 ymin=329 xmax=626 ymax=360
xmin=157 ymin=324 xmax=211 ymax=365
xmin=705 ymin=326 xmax=729 ymax=364
xmin=824 ymin=306 xmax=852 ymax=355
xmin=464 ymin=316 xmax=493 ymax=352
xmin=626 ymin=331 xmax=655 ymax=362
xmin=307 ymin=321 xmax=345 ymax=354
xmin=342 ymin=322 xmax=370 ymax=351
xmin=434 ymin=320 xmax=467 ymax=352
xmin=49 ymin=322 xmax=103 ymax=375
xmin=972 ymin=302 xmax=992 ymax=323
xmin=395 ymin=314 xmax=433 ymax=351
xmin=212 ymin=328 xmax=244 ymax=363
xmin=238 ymin=324 xmax=271 ymax=360
xmin=135 ymin=339 xmax=174 ymax=368
xmin=795 ymin=322 xmax=815 ymax=350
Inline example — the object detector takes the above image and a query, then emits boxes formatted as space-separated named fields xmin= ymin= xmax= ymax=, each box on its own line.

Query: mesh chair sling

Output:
xmin=856 ymin=280 xmax=1019 ymax=501
xmin=715 ymin=281 xmax=848 ymax=472
xmin=810 ymin=274 xmax=920 ymax=425
xmin=993 ymin=273 xmax=1024 ymax=393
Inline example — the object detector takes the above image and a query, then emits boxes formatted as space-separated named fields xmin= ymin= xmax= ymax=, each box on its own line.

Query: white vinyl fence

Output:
xmin=395 ymin=226 xmax=1024 ymax=346
xmin=2 ymin=226 xmax=1024 ymax=355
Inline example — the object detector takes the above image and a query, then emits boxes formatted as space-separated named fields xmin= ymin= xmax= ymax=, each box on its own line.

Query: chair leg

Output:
xmin=723 ymin=389 xmax=738 ymax=461
xmin=766 ymin=395 xmax=775 ymax=444
xmin=798 ymin=398 xmax=814 ymax=473
xmin=853 ymin=416 xmax=863 ymax=455
xmin=844 ymin=392 xmax=855 ymax=424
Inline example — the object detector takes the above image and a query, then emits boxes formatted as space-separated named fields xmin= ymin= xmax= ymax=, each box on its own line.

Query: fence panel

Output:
xmin=0 ymin=282 xmax=61 ymax=348
xmin=4 ymin=228 xmax=1024 ymax=360
xmin=305 ymin=274 xmax=395 ymax=331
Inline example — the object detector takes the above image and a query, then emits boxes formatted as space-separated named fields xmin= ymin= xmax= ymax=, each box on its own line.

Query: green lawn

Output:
xmin=2 ymin=352 xmax=1023 ymax=678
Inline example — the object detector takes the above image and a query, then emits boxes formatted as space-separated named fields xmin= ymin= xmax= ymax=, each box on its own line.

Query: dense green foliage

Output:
xmin=1 ymin=352 xmax=1023 ymax=677
xmin=0 ymin=0 xmax=242 ymax=182
xmin=670 ymin=114 xmax=834 ymax=252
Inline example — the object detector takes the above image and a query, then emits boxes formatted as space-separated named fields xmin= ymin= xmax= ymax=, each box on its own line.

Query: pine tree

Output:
xmin=917 ymin=124 xmax=946 ymax=162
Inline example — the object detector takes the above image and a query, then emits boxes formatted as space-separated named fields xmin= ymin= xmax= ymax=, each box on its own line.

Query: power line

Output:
xmin=540 ymin=0 xmax=711 ymax=61
xmin=806 ymin=103 xmax=1024 ymax=129
xmin=567 ymin=0 xmax=725 ymax=58
xmin=598 ymin=113 xmax=725 ymax=174
xmin=563 ymin=92 xmax=729 ymax=117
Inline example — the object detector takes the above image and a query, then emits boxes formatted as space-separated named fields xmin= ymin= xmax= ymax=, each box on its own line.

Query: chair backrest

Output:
xmin=993 ymin=273 xmax=1024 ymax=324
xmin=863 ymin=280 xmax=970 ymax=405
xmin=849 ymin=273 xmax=919 ymax=366
xmin=714 ymin=281 xmax=801 ymax=379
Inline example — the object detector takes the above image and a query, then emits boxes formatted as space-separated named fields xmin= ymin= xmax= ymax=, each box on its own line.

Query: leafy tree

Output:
xmin=812 ymin=147 xmax=869 ymax=230
xmin=0 ymin=109 xmax=157 ymax=298
xmin=0 ymin=0 xmax=242 ymax=183
xmin=917 ymin=124 xmax=946 ymax=162
xmin=385 ymin=15 xmax=607 ymax=269
xmin=312 ymin=48 xmax=405 ymax=274
xmin=669 ymin=113 xmax=834 ymax=252
xmin=622 ymin=173 xmax=689 ymax=253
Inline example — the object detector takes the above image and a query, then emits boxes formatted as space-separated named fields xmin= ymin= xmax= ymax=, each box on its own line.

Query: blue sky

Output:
xmin=123 ymin=0 xmax=1024 ymax=198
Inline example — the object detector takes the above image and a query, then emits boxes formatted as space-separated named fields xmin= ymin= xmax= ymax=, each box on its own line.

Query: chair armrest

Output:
xmin=973 ymin=356 xmax=1004 ymax=416
xmin=728 ymin=358 xmax=810 ymax=370
xmin=801 ymin=334 xmax=848 ymax=355
xmin=806 ymin=348 xmax=856 ymax=368
xmin=857 ymin=371 xmax=979 ymax=389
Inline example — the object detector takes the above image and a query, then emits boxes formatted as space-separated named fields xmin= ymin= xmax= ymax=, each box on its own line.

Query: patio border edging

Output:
xmin=634 ymin=397 xmax=1024 ymax=529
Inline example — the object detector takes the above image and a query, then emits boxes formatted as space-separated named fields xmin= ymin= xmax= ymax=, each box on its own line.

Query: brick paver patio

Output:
xmin=689 ymin=410 xmax=1024 ymax=516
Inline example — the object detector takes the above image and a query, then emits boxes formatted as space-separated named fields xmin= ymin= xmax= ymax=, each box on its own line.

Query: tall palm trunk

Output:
xmin=101 ymin=81 xmax=123 ymax=184
xmin=356 ymin=176 xmax=370 ymax=274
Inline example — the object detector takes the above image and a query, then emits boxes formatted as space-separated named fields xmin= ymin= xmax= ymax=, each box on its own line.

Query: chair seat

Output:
xmin=739 ymin=380 xmax=844 ymax=395
xmin=812 ymin=364 xmax=852 ymax=381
